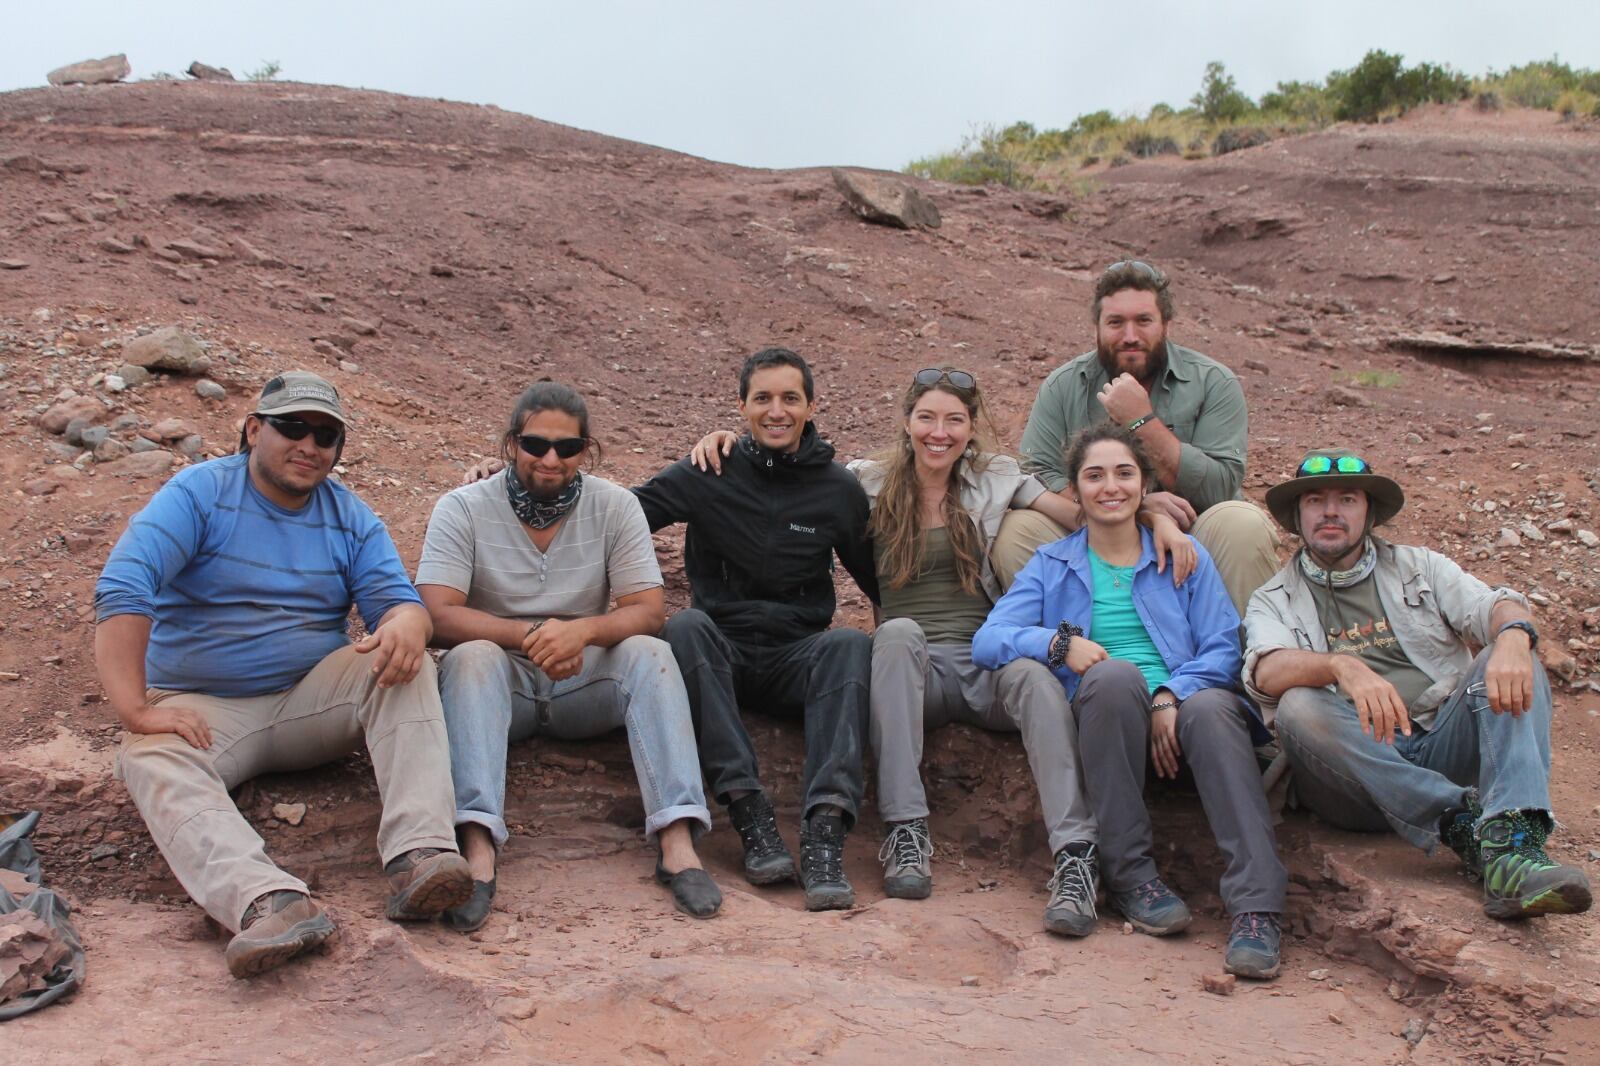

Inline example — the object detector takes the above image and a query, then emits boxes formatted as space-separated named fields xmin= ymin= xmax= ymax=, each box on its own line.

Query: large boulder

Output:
xmin=46 ymin=54 xmax=131 ymax=87
xmin=122 ymin=326 xmax=210 ymax=375
xmin=830 ymin=168 xmax=941 ymax=230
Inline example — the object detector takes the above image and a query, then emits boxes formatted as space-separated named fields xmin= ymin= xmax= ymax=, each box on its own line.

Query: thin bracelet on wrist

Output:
xmin=1126 ymin=414 xmax=1155 ymax=433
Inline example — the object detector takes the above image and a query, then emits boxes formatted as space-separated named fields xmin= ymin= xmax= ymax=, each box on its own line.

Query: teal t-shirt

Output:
xmin=1087 ymin=549 xmax=1171 ymax=694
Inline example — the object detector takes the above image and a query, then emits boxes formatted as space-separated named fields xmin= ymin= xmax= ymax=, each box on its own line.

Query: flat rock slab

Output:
xmin=123 ymin=326 xmax=209 ymax=374
xmin=831 ymin=168 xmax=941 ymax=230
xmin=47 ymin=54 xmax=131 ymax=87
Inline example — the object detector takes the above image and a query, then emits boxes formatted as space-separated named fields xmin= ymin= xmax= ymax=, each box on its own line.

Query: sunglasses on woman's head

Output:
xmin=914 ymin=368 xmax=976 ymax=391
xmin=261 ymin=414 xmax=343 ymax=449
xmin=518 ymin=434 xmax=587 ymax=459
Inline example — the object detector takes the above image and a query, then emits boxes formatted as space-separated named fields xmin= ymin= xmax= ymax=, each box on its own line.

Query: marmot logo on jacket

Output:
xmin=789 ymin=523 xmax=816 ymax=534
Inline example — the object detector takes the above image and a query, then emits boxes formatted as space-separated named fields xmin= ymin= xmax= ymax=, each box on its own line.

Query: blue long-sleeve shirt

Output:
xmin=94 ymin=454 xmax=422 ymax=697
xmin=973 ymin=525 xmax=1248 ymax=710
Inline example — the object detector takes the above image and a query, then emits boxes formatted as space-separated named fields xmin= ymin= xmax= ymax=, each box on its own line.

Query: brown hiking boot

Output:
xmin=384 ymin=847 xmax=473 ymax=920
xmin=224 ymin=890 xmax=334 ymax=979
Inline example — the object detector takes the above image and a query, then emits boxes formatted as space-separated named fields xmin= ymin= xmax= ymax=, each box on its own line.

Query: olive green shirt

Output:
xmin=876 ymin=527 xmax=992 ymax=644
xmin=1303 ymin=573 xmax=1437 ymax=726
xmin=1018 ymin=342 xmax=1248 ymax=511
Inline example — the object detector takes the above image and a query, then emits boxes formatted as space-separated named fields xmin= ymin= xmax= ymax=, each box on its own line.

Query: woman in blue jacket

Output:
xmin=973 ymin=423 xmax=1287 ymax=980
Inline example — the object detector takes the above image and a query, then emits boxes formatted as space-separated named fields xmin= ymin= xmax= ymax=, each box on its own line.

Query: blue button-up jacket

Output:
xmin=974 ymin=526 xmax=1252 ymax=722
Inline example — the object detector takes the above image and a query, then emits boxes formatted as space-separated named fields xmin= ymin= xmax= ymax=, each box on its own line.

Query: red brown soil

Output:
xmin=1 ymin=82 xmax=1599 ymax=1063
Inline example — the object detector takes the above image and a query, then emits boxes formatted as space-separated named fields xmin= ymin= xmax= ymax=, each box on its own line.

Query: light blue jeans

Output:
xmin=1275 ymin=648 xmax=1552 ymax=852
xmin=437 ymin=636 xmax=711 ymax=847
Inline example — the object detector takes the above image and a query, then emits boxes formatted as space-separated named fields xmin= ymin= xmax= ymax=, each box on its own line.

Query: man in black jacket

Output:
xmin=634 ymin=347 xmax=879 ymax=911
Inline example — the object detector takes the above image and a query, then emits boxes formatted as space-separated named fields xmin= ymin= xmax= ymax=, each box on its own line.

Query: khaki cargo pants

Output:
xmin=116 ymin=646 xmax=459 ymax=932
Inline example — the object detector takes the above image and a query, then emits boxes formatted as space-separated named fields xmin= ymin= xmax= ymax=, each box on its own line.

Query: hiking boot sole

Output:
xmin=744 ymin=855 xmax=797 ymax=886
xmin=804 ymin=885 xmax=856 ymax=911
xmin=1043 ymin=911 xmax=1096 ymax=937
xmin=387 ymin=856 xmax=474 ymax=920
xmin=224 ymin=912 xmax=335 ymax=979
xmin=884 ymin=872 xmax=932 ymax=900
xmin=1484 ymin=876 xmax=1594 ymax=920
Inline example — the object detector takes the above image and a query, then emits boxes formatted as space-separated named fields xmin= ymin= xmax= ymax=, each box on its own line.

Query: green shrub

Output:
xmin=245 ymin=60 xmax=282 ymax=82
xmin=905 ymin=125 xmax=1031 ymax=188
xmin=1192 ymin=61 xmax=1254 ymax=123
xmin=1259 ymin=80 xmax=1335 ymax=125
xmin=1331 ymin=50 xmax=1467 ymax=121
xmin=1213 ymin=127 xmax=1271 ymax=155
xmin=1555 ymin=89 xmax=1599 ymax=118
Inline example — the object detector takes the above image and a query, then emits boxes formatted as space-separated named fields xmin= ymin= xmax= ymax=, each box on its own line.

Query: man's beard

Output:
xmin=1304 ymin=519 xmax=1364 ymax=568
xmin=1097 ymin=334 xmax=1168 ymax=384
xmin=517 ymin=468 xmax=575 ymax=501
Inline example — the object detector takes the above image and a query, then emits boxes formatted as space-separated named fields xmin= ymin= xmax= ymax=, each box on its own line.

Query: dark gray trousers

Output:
xmin=1072 ymin=659 xmax=1286 ymax=916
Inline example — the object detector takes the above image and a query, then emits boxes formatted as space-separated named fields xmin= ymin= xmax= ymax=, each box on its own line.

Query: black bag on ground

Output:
xmin=0 ymin=811 xmax=86 ymax=1020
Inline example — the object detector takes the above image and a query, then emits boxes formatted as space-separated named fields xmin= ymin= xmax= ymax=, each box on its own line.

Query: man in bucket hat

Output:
xmin=1242 ymin=449 xmax=1590 ymax=920
xmin=96 ymin=371 xmax=473 ymax=979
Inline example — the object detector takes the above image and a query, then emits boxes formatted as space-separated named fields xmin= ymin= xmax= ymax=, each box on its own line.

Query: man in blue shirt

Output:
xmin=95 ymin=371 xmax=472 ymax=980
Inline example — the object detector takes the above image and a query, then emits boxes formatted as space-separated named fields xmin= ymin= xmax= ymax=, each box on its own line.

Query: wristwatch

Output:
xmin=1495 ymin=620 xmax=1538 ymax=649
xmin=1047 ymin=621 xmax=1083 ymax=669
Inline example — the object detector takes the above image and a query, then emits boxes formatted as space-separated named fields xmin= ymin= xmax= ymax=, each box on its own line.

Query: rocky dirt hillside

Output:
xmin=2 ymin=81 xmax=1598 ymax=1064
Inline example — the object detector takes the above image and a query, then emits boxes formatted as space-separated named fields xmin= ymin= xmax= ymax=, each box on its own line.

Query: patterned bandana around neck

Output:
xmin=505 ymin=465 xmax=583 ymax=530
xmin=1299 ymin=538 xmax=1377 ymax=589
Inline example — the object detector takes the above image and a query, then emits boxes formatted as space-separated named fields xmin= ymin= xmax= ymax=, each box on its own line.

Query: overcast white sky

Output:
xmin=5 ymin=2 xmax=1596 ymax=170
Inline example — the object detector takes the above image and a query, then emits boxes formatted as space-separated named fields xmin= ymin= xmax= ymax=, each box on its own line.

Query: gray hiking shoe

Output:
xmin=878 ymin=818 xmax=933 ymax=900
xmin=1108 ymin=876 xmax=1192 ymax=936
xmin=1043 ymin=842 xmax=1098 ymax=937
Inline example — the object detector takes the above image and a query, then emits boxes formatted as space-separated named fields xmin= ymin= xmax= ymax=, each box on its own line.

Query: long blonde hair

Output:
xmin=868 ymin=370 xmax=996 ymax=594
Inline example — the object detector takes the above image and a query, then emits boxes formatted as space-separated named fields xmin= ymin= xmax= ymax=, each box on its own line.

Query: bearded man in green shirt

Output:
xmin=991 ymin=259 xmax=1279 ymax=614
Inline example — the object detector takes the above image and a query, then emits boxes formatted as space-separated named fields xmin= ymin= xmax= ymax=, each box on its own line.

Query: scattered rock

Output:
xmin=98 ymin=450 xmax=175 ymax=479
xmin=536 ymin=752 xmax=588 ymax=773
xmin=1519 ymin=520 xmax=1546 ymax=542
xmin=428 ymin=264 xmax=455 ymax=277
xmin=93 ymin=439 xmax=129 ymax=462
xmin=98 ymin=237 xmax=135 ymax=254
xmin=1213 ymin=127 xmax=1271 ymax=155
xmin=23 ymin=468 xmax=81 ymax=496
xmin=338 ymin=360 xmax=361 ymax=374
xmin=123 ymin=326 xmax=209 ymax=374
xmin=166 ymin=239 xmax=231 ymax=262
xmin=148 ymin=417 xmax=198 ymax=442
xmin=960 ymin=975 xmax=980 ymax=987
xmin=494 ymin=996 xmax=538 ymax=1021
xmin=114 ymin=364 xmax=152 ymax=388
xmin=1323 ymin=385 xmax=1369 ymax=407
xmin=1201 ymin=973 xmax=1236 ymax=996
xmin=271 ymin=802 xmax=307 ymax=826
xmin=0 ymin=259 xmax=28 ymax=270
xmin=1496 ymin=528 xmax=1522 ymax=549
xmin=1578 ymin=530 xmax=1599 ymax=549
xmin=79 ymin=426 xmax=110 ymax=448
xmin=187 ymin=62 xmax=234 ymax=81
xmin=1401 ymin=1018 xmax=1428 ymax=1046
xmin=1307 ymin=968 xmax=1330 ymax=981
xmin=47 ymin=54 xmax=131 ymax=86
xmin=176 ymin=434 xmax=206 ymax=459
xmin=1242 ymin=358 xmax=1269 ymax=374
xmin=830 ymin=168 xmax=942 ymax=230
xmin=40 ymin=396 xmax=106 ymax=435
xmin=1544 ymin=647 xmax=1581 ymax=682
xmin=232 ymin=237 xmax=283 ymax=268
xmin=195 ymin=379 xmax=226 ymax=401
xmin=1547 ymin=518 xmax=1575 ymax=535
xmin=340 ymin=317 xmax=378 ymax=336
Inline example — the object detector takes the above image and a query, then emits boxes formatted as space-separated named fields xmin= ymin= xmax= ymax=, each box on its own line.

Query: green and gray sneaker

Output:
xmin=1478 ymin=810 xmax=1593 ymax=920
xmin=1439 ymin=792 xmax=1484 ymax=877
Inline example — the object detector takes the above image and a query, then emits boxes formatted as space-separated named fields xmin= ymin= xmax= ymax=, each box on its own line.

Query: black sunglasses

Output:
xmin=517 ymin=434 xmax=587 ymax=459
xmin=262 ymin=414 xmax=343 ymax=449
xmin=914 ymin=368 xmax=977 ymax=391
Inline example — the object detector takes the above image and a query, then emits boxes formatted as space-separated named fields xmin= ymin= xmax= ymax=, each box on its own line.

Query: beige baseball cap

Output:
xmin=253 ymin=370 xmax=346 ymax=423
